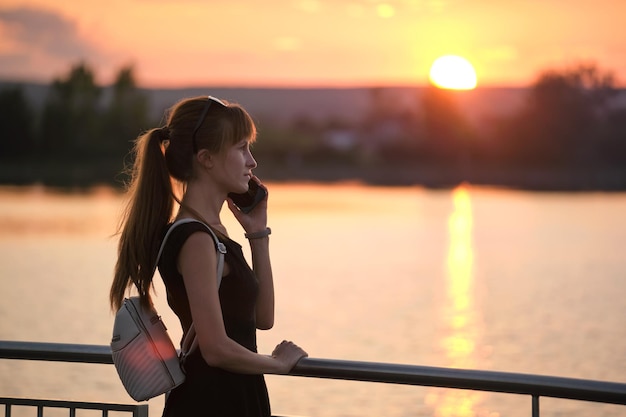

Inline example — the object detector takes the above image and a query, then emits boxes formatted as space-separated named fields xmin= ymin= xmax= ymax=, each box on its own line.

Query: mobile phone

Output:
xmin=228 ymin=179 xmax=267 ymax=214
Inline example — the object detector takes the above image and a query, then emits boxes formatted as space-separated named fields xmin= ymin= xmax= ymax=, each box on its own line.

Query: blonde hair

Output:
xmin=110 ymin=96 xmax=256 ymax=310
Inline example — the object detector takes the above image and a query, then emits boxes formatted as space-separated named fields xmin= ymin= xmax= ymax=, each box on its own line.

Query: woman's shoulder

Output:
xmin=167 ymin=219 xmax=211 ymax=234
xmin=163 ymin=220 xmax=214 ymax=250
xmin=165 ymin=219 xmax=238 ymax=250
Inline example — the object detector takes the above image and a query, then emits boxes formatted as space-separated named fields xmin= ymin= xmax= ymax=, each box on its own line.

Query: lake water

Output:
xmin=0 ymin=183 xmax=624 ymax=417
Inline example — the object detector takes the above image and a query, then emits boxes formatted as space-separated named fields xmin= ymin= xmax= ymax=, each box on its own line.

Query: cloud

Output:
xmin=0 ymin=7 xmax=105 ymax=80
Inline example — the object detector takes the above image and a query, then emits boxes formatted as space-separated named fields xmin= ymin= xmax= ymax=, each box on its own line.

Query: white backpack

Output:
xmin=110 ymin=219 xmax=226 ymax=401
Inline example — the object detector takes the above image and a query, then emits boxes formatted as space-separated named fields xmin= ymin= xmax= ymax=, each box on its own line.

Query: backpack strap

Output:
xmin=155 ymin=218 xmax=227 ymax=281
xmin=155 ymin=218 xmax=227 ymax=360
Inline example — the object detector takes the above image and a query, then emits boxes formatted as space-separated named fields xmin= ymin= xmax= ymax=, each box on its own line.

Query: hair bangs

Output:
xmin=226 ymin=105 xmax=257 ymax=146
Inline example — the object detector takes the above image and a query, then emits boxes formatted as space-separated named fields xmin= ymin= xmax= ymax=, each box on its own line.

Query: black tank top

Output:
xmin=158 ymin=221 xmax=270 ymax=417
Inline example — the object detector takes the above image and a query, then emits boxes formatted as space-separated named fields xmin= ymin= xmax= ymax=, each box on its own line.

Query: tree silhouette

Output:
xmin=0 ymin=87 xmax=35 ymax=157
xmin=102 ymin=66 xmax=150 ymax=155
xmin=420 ymin=86 xmax=474 ymax=167
xmin=496 ymin=63 xmax=618 ymax=168
xmin=39 ymin=62 xmax=102 ymax=156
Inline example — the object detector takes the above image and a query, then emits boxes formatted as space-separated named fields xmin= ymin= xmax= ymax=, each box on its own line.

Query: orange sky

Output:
xmin=1 ymin=0 xmax=625 ymax=88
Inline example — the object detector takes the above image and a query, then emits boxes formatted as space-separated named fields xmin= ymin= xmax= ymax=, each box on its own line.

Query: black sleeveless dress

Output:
xmin=158 ymin=221 xmax=271 ymax=417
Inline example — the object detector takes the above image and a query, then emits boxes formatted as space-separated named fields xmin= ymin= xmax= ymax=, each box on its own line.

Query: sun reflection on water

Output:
xmin=426 ymin=184 xmax=493 ymax=417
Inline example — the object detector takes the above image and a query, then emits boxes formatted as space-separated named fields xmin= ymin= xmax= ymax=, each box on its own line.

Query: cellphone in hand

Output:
xmin=228 ymin=179 xmax=267 ymax=214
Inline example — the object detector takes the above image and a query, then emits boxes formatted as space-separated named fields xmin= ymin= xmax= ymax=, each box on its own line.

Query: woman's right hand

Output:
xmin=271 ymin=340 xmax=308 ymax=374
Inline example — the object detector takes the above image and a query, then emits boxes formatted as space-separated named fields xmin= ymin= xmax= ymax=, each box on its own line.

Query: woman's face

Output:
xmin=214 ymin=137 xmax=257 ymax=194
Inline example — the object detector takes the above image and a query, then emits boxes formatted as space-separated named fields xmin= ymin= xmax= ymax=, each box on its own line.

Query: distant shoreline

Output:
xmin=1 ymin=158 xmax=624 ymax=192
xmin=3 ymin=81 xmax=625 ymax=192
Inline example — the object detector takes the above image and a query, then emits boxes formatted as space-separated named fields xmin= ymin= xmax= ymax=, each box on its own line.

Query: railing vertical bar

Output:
xmin=135 ymin=404 xmax=149 ymax=417
xmin=103 ymin=408 xmax=109 ymax=417
xmin=532 ymin=395 xmax=540 ymax=417
xmin=37 ymin=405 xmax=43 ymax=417
xmin=5 ymin=403 xmax=10 ymax=417
xmin=70 ymin=406 xmax=76 ymax=417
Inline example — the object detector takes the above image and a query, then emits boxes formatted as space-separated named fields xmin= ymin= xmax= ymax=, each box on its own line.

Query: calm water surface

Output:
xmin=0 ymin=184 xmax=624 ymax=417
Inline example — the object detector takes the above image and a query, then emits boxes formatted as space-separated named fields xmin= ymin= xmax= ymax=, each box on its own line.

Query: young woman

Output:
xmin=110 ymin=96 xmax=307 ymax=416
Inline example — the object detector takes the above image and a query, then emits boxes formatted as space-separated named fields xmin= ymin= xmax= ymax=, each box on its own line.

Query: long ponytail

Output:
xmin=110 ymin=127 xmax=173 ymax=311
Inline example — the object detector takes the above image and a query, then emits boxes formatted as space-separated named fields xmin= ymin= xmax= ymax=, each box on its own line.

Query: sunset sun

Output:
xmin=429 ymin=55 xmax=478 ymax=90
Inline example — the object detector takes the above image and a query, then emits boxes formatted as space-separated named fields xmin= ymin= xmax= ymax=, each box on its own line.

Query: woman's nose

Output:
xmin=247 ymin=151 xmax=257 ymax=169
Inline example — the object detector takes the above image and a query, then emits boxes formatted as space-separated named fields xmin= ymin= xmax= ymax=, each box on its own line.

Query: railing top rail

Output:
xmin=1 ymin=340 xmax=625 ymax=406
xmin=292 ymin=357 xmax=626 ymax=406
xmin=0 ymin=340 xmax=113 ymax=364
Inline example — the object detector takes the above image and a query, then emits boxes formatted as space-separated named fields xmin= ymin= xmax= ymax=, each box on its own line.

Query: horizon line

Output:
xmin=0 ymin=78 xmax=536 ymax=90
xmin=2 ymin=77 xmax=625 ymax=91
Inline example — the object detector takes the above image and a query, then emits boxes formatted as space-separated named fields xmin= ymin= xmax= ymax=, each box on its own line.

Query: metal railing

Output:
xmin=1 ymin=340 xmax=625 ymax=417
xmin=0 ymin=397 xmax=148 ymax=417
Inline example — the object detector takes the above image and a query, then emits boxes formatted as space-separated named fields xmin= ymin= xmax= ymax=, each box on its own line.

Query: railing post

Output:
xmin=532 ymin=395 xmax=540 ymax=417
xmin=135 ymin=404 xmax=149 ymax=417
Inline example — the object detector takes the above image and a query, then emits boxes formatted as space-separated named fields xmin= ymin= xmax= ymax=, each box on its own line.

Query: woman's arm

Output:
xmin=225 ymin=178 xmax=275 ymax=330
xmin=249 ymin=235 xmax=275 ymax=329
xmin=178 ymin=232 xmax=304 ymax=374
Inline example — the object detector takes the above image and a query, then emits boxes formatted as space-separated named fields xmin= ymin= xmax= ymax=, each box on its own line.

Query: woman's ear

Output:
xmin=196 ymin=149 xmax=214 ymax=169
